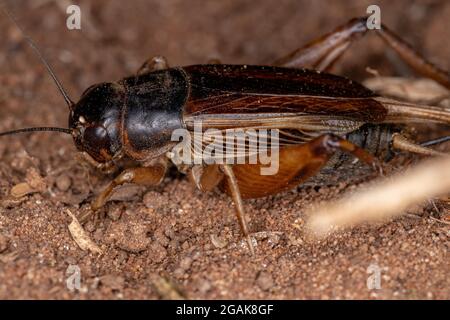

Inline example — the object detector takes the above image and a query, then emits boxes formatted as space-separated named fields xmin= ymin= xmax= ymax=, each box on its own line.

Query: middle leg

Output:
xmin=217 ymin=134 xmax=382 ymax=253
xmin=220 ymin=163 xmax=255 ymax=255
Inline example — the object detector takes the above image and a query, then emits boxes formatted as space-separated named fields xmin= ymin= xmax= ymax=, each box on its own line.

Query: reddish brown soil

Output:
xmin=0 ymin=0 xmax=448 ymax=299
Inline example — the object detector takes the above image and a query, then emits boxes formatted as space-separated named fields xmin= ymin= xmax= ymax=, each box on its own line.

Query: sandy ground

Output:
xmin=0 ymin=0 xmax=449 ymax=299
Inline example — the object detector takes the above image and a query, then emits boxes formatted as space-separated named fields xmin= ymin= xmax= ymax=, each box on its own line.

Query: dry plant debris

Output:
xmin=307 ymin=156 xmax=450 ymax=236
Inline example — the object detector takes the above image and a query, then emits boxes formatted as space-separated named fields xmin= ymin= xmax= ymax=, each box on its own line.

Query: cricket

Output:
xmin=1 ymin=11 xmax=449 ymax=258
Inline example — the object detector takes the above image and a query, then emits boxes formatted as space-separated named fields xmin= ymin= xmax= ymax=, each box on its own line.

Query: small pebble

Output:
xmin=148 ymin=243 xmax=167 ymax=263
xmin=256 ymin=271 xmax=274 ymax=291
xmin=107 ymin=206 xmax=123 ymax=221
xmin=56 ymin=174 xmax=72 ymax=192
xmin=115 ymin=251 xmax=128 ymax=264
xmin=143 ymin=191 xmax=166 ymax=210
xmin=181 ymin=241 xmax=190 ymax=250
xmin=153 ymin=228 xmax=170 ymax=247
xmin=197 ymin=279 xmax=212 ymax=294
xmin=179 ymin=257 xmax=193 ymax=271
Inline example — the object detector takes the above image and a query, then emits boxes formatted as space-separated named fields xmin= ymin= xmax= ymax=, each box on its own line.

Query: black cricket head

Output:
xmin=0 ymin=6 xmax=124 ymax=165
xmin=69 ymin=83 xmax=124 ymax=163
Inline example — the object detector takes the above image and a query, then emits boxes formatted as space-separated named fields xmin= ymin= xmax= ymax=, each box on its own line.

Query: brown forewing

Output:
xmin=181 ymin=64 xmax=387 ymax=130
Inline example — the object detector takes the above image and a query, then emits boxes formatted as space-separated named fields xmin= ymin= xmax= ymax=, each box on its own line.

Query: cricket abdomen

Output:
xmin=306 ymin=124 xmax=397 ymax=186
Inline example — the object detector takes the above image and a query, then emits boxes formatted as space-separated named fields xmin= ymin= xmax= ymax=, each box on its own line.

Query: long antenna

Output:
xmin=1 ymin=4 xmax=74 ymax=110
xmin=0 ymin=127 xmax=73 ymax=137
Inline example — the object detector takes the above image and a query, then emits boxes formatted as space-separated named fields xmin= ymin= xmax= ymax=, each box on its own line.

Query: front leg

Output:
xmin=91 ymin=158 xmax=168 ymax=211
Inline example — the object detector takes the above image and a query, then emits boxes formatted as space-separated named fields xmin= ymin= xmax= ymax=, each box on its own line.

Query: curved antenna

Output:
xmin=1 ymin=5 xmax=74 ymax=110
xmin=0 ymin=127 xmax=73 ymax=137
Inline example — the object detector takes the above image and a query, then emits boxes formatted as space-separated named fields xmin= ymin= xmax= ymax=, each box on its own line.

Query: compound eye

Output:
xmin=82 ymin=125 xmax=113 ymax=161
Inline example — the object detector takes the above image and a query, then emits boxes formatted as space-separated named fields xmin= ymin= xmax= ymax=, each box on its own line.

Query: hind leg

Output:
xmin=273 ymin=17 xmax=450 ymax=89
xmin=213 ymin=134 xmax=382 ymax=253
